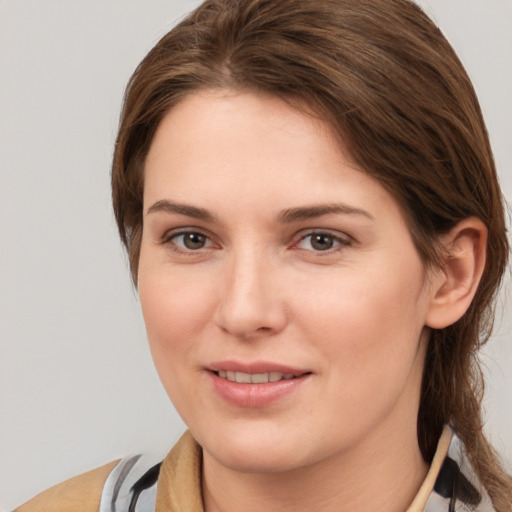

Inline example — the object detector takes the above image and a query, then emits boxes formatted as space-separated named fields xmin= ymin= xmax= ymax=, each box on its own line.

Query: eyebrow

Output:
xmin=277 ymin=203 xmax=374 ymax=223
xmin=146 ymin=199 xmax=374 ymax=223
xmin=146 ymin=200 xmax=219 ymax=223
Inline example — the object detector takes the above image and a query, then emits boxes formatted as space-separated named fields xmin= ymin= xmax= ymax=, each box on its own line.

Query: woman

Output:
xmin=15 ymin=0 xmax=512 ymax=510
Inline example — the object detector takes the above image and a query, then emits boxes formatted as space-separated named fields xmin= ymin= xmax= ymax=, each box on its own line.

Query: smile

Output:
xmin=216 ymin=370 xmax=299 ymax=383
xmin=208 ymin=364 xmax=312 ymax=407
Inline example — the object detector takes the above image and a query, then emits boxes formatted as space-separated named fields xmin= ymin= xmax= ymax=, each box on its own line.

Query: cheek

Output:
xmin=295 ymin=260 xmax=428 ymax=387
xmin=137 ymin=265 xmax=221 ymax=425
xmin=138 ymin=264 xmax=216 ymax=371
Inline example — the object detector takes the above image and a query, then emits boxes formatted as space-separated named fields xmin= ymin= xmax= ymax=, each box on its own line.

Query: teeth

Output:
xmin=236 ymin=372 xmax=251 ymax=383
xmin=269 ymin=372 xmax=282 ymax=382
xmin=216 ymin=371 xmax=297 ymax=383
xmin=250 ymin=373 xmax=269 ymax=384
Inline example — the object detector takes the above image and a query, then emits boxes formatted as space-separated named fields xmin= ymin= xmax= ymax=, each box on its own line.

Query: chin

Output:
xmin=195 ymin=423 xmax=316 ymax=474
xmin=213 ymin=445 xmax=306 ymax=475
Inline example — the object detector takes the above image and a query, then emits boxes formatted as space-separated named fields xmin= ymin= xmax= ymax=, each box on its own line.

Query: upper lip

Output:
xmin=207 ymin=360 xmax=310 ymax=376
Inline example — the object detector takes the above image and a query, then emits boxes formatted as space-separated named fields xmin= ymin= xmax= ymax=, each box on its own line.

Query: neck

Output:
xmin=202 ymin=419 xmax=428 ymax=512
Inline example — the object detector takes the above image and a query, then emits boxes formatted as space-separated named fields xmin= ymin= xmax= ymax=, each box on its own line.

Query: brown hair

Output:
xmin=112 ymin=0 xmax=511 ymax=507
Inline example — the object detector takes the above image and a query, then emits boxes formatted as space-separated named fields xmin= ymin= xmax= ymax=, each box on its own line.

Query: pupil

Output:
xmin=312 ymin=234 xmax=333 ymax=251
xmin=184 ymin=233 xmax=206 ymax=249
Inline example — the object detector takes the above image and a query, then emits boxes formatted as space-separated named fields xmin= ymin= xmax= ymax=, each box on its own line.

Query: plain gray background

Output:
xmin=0 ymin=0 xmax=511 ymax=509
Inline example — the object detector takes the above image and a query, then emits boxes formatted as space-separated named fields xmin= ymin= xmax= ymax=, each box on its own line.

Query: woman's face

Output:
xmin=138 ymin=90 xmax=437 ymax=474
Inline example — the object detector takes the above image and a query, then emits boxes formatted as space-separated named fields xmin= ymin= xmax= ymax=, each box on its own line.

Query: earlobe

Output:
xmin=425 ymin=217 xmax=487 ymax=329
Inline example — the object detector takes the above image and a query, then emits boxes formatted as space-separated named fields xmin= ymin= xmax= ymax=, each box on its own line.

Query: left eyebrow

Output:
xmin=277 ymin=203 xmax=374 ymax=223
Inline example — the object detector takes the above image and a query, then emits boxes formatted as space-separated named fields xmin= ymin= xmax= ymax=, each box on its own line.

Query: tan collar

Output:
xmin=155 ymin=431 xmax=203 ymax=512
xmin=156 ymin=428 xmax=453 ymax=512
xmin=406 ymin=425 xmax=452 ymax=511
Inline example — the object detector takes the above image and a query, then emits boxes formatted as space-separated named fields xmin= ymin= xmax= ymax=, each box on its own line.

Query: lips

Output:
xmin=207 ymin=361 xmax=311 ymax=407
xmin=216 ymin=370 xmax=300 ymax=383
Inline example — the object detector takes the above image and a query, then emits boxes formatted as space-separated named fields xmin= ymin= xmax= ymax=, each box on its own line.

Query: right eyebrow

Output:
xmin=146 ymin=199 xmax=219 ymax=223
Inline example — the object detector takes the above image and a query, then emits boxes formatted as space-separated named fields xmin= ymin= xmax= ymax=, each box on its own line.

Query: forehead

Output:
xmin=143 ymin=90 xmax=402 ymax=226
xmin=146 ymin=89 xmax=344 ymax=169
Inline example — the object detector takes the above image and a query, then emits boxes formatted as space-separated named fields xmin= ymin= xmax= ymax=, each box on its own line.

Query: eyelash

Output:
xmin=161 ymin=228 xmax=352 ymax=256
xmin=161 ymin=229 xmax=215 ymax=253
xmin=295 ymin=231 xmax=352 ymax=254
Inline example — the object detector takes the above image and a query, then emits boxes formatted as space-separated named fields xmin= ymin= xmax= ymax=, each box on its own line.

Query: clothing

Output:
xmin=15 ymin=427 xmax=496 ymax=512
xmin=13 ymin=460 xmax=119 ymax=512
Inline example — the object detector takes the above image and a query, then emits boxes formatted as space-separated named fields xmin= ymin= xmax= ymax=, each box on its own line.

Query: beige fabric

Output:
xmin=156 ymin=431 xmax=204 ymax=512
xmin=14 ymin=460 xmax=119 ymax=512
xmin=406 ymin=425 xmax=452 ymax=512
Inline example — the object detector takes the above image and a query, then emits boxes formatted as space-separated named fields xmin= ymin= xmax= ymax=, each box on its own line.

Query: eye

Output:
xmin=164 ymin=230 xmax=213 ymax=251
xmin=295 ymin=232 xmax=350 ymax=252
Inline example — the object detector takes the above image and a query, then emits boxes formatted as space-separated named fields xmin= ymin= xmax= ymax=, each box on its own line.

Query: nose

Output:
xmin=214 ymin=250 xmax=287 ymax=340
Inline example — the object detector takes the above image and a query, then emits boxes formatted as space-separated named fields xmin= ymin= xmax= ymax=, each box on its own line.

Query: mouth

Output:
xmin=213 ymin=370 xmax=305 ymax=384
xmin=208 ymin=365 xmax=311 ymax=407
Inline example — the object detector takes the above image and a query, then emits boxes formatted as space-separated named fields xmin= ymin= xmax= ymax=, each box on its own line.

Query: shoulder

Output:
xmin=13 ymin=434 xmax=193 ymax=512
xmin=14 ymin=460 xmax=119 ymax=512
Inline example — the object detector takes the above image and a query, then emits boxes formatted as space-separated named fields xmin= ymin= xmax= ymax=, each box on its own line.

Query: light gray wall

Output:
xmin=0 ymin=1 xmax=510 ymax=509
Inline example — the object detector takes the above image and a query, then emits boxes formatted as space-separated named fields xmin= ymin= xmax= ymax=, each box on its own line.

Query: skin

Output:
xmin=138 ymin=90 xmax=450 ymax=512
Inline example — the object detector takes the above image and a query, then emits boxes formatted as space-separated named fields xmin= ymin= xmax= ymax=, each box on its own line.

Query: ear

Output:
xmin=425 ymin=217 xmax=487 ymax=329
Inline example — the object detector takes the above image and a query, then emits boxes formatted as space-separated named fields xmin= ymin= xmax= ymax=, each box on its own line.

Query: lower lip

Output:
xmin=208 ymin=372 xmax=310 ymax=408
